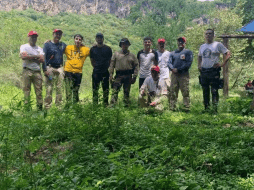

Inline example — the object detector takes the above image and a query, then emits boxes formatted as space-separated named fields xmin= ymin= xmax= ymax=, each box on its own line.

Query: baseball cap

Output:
xmin=53 ymin=29 xmax=63 ymax=33
xmin=158 ymin=38 xmax=166 ymax=43
xmin=27 ymin=31 xmax=38 ymax=37
xmin=96 ymin=33 xmax=104 ymax=38
xmin=151 ymin=65 xmax=160 ymax=73
xmin=177 ymin=37 xmax=186 ymax=43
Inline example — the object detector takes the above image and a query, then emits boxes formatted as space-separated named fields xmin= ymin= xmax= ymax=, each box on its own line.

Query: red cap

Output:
xmin=53 ymin=29 xmax=63 ymax=33
xmin=151 ymin=65 xmax=160 ymax=73
xmin=158 ymin=38 xmax=165 ymax=43
xmin=27 ymin=31 xmax=38 ymax=37
xmin=177 ymin=37 xmax=186 ymax=43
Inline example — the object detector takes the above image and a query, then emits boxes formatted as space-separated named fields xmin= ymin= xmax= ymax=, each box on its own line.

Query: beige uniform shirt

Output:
xmin=109 ymin=50 xmax=139 ymax=77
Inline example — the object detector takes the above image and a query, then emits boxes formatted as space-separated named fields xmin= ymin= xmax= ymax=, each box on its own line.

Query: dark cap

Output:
xmin=96 ymin=33 xmax=104 ymax=38
xmin=177 ymin=37 xmax=186 ymax=43
xmin=119 ymin=38 xmax=131 ymax=47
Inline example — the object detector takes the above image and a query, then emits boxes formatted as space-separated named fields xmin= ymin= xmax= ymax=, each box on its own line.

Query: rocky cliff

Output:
xmin=0 ymin=0 xmax=136 ymax=18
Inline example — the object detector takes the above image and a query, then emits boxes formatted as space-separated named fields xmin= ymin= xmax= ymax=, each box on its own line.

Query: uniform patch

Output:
xmin=180 ymin=54 xmax=185 ymax=60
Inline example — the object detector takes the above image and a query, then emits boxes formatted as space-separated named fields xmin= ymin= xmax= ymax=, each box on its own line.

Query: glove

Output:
xmin=150 ymin=101 xmax=157 ymax=107
xmin=131 ymin=77 xmax=136 ymax=84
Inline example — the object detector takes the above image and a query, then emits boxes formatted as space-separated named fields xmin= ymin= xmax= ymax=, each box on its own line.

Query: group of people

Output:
xmin=20 ymin=28 xmax=230 ymax=112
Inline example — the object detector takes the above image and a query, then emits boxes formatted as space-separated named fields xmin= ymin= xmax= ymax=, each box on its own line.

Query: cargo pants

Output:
xmin=44 ymin=66 xmax=64 ymax=109
xmin=170 ymin=72 xmax=190 ymax=110
xmin=22 ymin=68 xmax=43 ymax=109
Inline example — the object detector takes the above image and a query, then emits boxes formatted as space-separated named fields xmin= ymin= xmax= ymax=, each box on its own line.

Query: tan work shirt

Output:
xmin=109 ymin=50 xmax=139 ymax=77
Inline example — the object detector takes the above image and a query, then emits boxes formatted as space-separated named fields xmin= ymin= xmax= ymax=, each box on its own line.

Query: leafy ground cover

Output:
xmin=1 ymin=82 xmax=254 ymax=189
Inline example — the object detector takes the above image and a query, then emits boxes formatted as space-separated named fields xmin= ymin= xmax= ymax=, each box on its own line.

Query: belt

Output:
xmin=116 ymin=70 xmax=133 ymax=75
xmin=201 ymin=67 xmax=221 ymax=72
xmin=48 ymin=64 xmax=62 ymax=69
xmin=23 ymin=67 xmax=40 ymax=71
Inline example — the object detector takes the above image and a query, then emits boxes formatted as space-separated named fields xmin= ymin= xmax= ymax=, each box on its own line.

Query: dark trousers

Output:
xmin=110 ymin=74 xmax=132 ymax=105
xmin=92 ymin=71 xmax=109 ymax=105
xmin=200 ymin=69 xmax=220 ymax=109
xmin=139 ymin=78 xmax=146 ymax=89
xmin=64 ymin=72 xmax=82 ymax=103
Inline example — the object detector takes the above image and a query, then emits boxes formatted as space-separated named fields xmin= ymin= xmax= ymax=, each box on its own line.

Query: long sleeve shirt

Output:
xmin=109 ymin=50 xmax=139 ymax=77
xmin=168 ymin=49 xmax=193 ymax=74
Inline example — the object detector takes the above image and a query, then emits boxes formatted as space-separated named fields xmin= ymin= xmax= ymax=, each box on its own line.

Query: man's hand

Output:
xmin=150 ymin=101 xmax=157 ymax=107
xmin=172 ymin=68 xmax=178 ymax=73
xmin=44 ymin=40 xmax=51 ymax=44
xmin=198 ymin=66 xmax=202 ymax=72
xmin=44 ymin=70 xmax=50 ymax=76
xmin=213 ymin=63 xmax=221 ymax=68
xmin=131 ymin=77 xmax=136 ymax=84
xmin=38 ymin=54 xmax=44 ymax=63
xmin=140 ymin=90 xmax=146 ymax=97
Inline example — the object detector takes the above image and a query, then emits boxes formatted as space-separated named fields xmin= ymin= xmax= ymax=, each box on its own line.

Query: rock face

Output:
xmin=0 ymin=0 xmax=136 ymax=18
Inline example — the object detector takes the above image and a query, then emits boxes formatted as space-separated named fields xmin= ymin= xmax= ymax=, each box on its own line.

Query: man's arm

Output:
xmin=90 ymin=58 xmax=96 ymax=68
xmin=20 ymin=52 xmax=41 ymax=61
xmin=198 ymin=56 xmax=202 ymax=72
xmin=108 ymin=52 xmax=116 ymax=82
xmin=177 ymin=51 xmax=193 ymax=72
xmin=221 ymin=51 xmax=230 ymax=67
xmin=153 ymin=50 xmax=158 ymax=66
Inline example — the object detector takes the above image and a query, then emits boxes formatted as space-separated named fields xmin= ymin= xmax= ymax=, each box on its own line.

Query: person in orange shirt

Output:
xmin=64 ymin=34 xmax=90 ymax=103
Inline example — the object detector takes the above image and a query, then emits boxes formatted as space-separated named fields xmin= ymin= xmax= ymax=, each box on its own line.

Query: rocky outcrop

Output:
xmin=0 ymin=0 xmax=136 ymax=18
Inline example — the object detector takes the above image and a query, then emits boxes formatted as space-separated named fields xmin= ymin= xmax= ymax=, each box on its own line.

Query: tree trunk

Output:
xmin=222 ymin=38 xmax=229 ymax=97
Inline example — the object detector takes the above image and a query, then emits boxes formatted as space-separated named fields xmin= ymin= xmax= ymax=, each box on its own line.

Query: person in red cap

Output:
xmin=168 ymin=37 xmax=193 ymax=112
xmin=139 ymin=65 xmax=167 ymax=110
xmin=20 ymin=31 xmax=45 ymax=110
xmin=137 ymin=37 xmax=158 ymax=89
xmin=43 ymin=29 xmax=67 ymax=109
xmin=157 ymin=38 xmax=171 ymax=104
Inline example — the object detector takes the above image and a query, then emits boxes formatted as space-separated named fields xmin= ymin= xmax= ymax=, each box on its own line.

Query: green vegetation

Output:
xmin=1 ymin=0 xmax=254 ymax=189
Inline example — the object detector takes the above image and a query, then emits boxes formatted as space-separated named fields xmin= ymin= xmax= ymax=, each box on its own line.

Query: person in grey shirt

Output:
xmin=198 ymin=29 xmax=230 ymax=113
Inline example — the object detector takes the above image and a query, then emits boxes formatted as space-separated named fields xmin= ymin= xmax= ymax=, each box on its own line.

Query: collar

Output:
xmin=120 ymin=50 xmax=130 ymax=55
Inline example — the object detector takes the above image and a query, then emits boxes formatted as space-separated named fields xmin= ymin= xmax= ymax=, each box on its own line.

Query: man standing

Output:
xmin=109 ymin=38 xmax=138 ymax=106
xmin=64 ymin=34 xmax=90 ymax=103
xmin=168 ymin=37 xmax=193 ymax=112
xmin=43 ymin=29 xmax=67 ymax=109
xmin=137 ymin=37 xmax=158 ymax=89
xmin=157 ymin=38 xmax=171 ymax=103
xmin=198 ymin=29 xmax=230 ymax=113
xmin=139 ymin=66 xmax=167 ymax=110
xmin=20 ymin=31 xmax=44 ymax=110
xmin=90 ymin=33 xmax=112 ymax=105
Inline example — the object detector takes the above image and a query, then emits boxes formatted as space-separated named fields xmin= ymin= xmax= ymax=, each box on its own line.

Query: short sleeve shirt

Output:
xmin=157 ymin=50 xmax=170 ymax=79
xmin=137 ymin=49 xmax=158 ymax=78
xmin=64 ymin=45 xmax=90 ymax=73
xmin=20 ymin=44 xmax=44 ymax=71
xmin=141 ymin=77 xmax=167 ymax=96
xmin=90 ymin=45 xmax=112 ymax=73
xmin=198 ymin=41 xmax=228 ymax=69
xmin=43 ymin=42 xmax=67 ymax=68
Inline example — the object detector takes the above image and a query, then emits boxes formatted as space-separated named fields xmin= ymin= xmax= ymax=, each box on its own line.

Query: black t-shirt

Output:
xmin=90 ymin=45 xmax=112 ymax=73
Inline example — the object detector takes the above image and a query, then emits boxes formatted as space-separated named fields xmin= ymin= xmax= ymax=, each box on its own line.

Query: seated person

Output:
xmin=138 ymin=66 xmax=167 ymax=110
xmin=245 ymin=80 xmax=254 ymax=91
